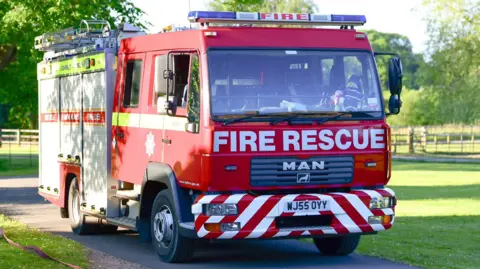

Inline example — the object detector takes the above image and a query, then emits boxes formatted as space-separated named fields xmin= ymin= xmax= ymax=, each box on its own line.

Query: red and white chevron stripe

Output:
xmin=192 ymin=188 xmax=395 ymax=239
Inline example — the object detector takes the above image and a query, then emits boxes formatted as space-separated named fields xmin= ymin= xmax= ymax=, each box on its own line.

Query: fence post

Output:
xmin=472 ymin=133 xmax=475 ymax=153
xmin=407 ymin=127 xmax=414 ymax=153
xmin=393 ymin=134 xmax=397 ymax=153
xmin=16 ymin=129 xmax=21 ymax=145
xmin=421 ymin=126 xmax=427 ymax=152
xmin=447 ymin=134 xmax=451 ymax=151
xmin=461 ymin=126 xmax=464 ymax=153
xmin=434 ymin=135 xmax=438 ymax=153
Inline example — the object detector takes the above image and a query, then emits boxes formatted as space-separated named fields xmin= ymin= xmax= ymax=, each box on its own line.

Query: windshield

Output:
xmin=208 ymin=49 xmax=383 ymax=117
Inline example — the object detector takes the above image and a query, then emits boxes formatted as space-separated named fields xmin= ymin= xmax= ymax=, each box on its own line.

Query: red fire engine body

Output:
xmin=35 ymin=12 xmax=403 ymax=263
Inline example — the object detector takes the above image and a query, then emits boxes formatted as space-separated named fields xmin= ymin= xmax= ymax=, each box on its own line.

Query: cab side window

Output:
xmin=123 ymin=60 xmax=142 ymax=107
xmin=172 ymin=54 xmax=190 ymax=107
xmin=187 ymin=54 xmax=200 ymax=124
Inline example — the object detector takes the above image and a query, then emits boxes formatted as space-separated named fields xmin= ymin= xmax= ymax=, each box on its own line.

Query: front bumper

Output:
xmin=192 ymin=188 xmax=395 ymax=239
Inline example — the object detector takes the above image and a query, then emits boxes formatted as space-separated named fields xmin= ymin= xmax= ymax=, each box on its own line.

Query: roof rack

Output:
xmin=34 ymin=20 xmax=115 ymax=53
xmin=34 ymin=20 xmax=146 ymax=60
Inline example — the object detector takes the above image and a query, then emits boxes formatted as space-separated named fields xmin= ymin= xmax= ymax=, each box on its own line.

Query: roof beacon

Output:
xmin=187 ymin=11 xmax=366 ymax=27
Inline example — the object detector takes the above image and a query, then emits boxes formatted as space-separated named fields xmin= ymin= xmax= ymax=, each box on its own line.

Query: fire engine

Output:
xmin=35 ymin=11 xmax=403 ymax=263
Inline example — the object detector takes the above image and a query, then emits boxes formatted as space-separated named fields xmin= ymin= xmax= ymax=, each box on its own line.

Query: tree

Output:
xmin=0 ymin=0 xmax=147 ymax=129
xmin=365 ymin=30 xmax=424 ymax=90
xmin=418 ymin=0 xmax=480 ymax=124
xmin=208 ymin=0 xmax=318 ymax=13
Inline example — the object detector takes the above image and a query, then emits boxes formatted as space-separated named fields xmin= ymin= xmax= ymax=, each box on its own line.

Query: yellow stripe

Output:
xmin=112 ymin=112 xmax=187 ymax=132
xmin=38 ymin=53 xmax=106 ymax=79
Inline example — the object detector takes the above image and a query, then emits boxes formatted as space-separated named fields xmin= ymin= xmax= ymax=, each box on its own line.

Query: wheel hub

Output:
xmin=153 ymin=206 xmax=174 ymax=248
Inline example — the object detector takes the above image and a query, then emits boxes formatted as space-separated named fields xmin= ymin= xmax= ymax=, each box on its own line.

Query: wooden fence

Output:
xmin=1 ymin=126 xmax=480 ymax=155
xmin=0 ymin=129 xmax=39 ymax=145
xmin=391 ymin=125 xmax=480 ymax=155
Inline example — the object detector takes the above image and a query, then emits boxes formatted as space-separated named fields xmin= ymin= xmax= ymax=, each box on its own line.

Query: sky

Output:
xmin=132 ymin=0 xmax=428 ymax=53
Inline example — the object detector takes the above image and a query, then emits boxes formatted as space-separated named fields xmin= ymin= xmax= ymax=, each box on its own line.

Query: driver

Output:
xmin=331 ymin=75 xmax=365 ymax=111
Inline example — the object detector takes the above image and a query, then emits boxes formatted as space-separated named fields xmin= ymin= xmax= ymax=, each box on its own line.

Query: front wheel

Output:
xmin=151 ymin=190 xmax=195 ymax=263
xmin=313 ymin=235 xmax=361 ymax=256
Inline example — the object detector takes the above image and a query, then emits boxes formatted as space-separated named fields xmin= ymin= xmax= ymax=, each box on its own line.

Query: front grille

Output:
xmin=250 ymin=156 xmax=354 ymax=187
xmin=275 ymin=215 xmax=333 ymax=229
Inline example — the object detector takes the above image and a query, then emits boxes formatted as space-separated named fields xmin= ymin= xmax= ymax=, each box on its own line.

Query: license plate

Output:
xmin=284 ymin=200 xmax=330 ymax=213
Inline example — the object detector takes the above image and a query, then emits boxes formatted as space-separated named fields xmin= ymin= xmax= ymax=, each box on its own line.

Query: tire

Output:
xmin=151 ymin=190 xmax=195 ymax=263
xmin=68 ymin=179 xmax=95 ymax=235
xmin=313 ymin=235 xmax=361 ymax=256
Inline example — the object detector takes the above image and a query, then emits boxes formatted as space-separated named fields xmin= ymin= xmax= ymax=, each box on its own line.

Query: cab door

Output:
xmin=112 ymin=53 xmax=146 ymax=184
xmin=162 ymin=52 xmax=203 ymax=188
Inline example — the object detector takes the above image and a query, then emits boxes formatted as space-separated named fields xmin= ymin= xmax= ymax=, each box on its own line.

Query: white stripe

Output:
xmin=311 ymin=194 xmax=362 ymax=233
xmin=336 ymin=193 xmax=373 ymax=221
xmin=359 ymin=189 xmax=382 ymax=199
xmin=382 ymin=208 xmax=394 ymax=215
xmin=382 ymin=188 xmax=395 ymax=196
xmin=302 ymin=231 xmax=310 ymax=236
xmin=139 ymin=114 xmax=163 ymax=130
xmin=163 ymin=116 xmax=188 ymax=132
xmin=273 ymin=231 xmax=291 ymax=238
xmin=322 ymin=227 xmax=338 ymax=234
xmin=246 ymin=194 xmax=298 ymax=239
xmin=197 ymin=226 xmax=209 ymax=238
xmin=192 ymin=195 xmax=219 ymax=214
xmin=217 ymin=195 xmax=272 ymax=239
xmin=203 ymin=194 xmax=247 ymax=224
xmin=128 ymin=113 xmax=140 ymax=128
xmin=370 ymin=224 xmax=385 ymax=231
xmin=198 ymin=195 xmax=219 ymax=204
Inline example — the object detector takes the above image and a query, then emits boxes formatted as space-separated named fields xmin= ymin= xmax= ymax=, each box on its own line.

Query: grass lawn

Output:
xmin=0 ymin=214 xmax=88 ymax=269
xmin=0 ymin=157 xmax=39 ymax=177
xmin=0 ymin=144 xmax=39 ymax=155
xmin=356 ymin=161 xmax=480 ymax=269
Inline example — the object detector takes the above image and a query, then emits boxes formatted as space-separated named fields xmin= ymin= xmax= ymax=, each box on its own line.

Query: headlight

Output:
xmin=369 ymin=197 xmax=394 ymax=209
xmin=203 ymin=203 xmax=238 ymax=216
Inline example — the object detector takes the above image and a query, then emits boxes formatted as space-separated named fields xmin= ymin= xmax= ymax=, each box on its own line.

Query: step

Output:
xmin=106 ymin=216 xmax=137 ymax=229
xmin=111 ymin=190 xmax=140 ymax=201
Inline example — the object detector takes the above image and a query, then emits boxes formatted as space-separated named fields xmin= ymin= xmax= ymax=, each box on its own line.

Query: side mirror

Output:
xmin=185 ymin=122 xmax=199 ymax=133
xmin=388 ymin=95 xmax=402 ymax=115
xmin=388 ymin=57 xmax=403 ymax=95
xmin=157 ymin=96 xmax=177 ymax=115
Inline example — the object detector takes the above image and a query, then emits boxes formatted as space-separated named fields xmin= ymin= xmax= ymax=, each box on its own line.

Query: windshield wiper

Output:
xmin=270 ymin=113 xmax=318 ymax=126
xmin=270 ymin=111 xmax=370 ymax=126
xmin=222 ymin=111 xmax=261 ymax=125
xmin=315 ymin=111 xmax=352 ymax=125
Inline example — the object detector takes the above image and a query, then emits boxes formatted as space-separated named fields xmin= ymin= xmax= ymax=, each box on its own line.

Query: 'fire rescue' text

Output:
xmin=213 ymin=129 xmax=385 ymax=152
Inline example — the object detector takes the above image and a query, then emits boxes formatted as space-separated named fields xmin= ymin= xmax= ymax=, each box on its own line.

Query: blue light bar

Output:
xmin=187 ymin=11 xmax=236 ymax=21
xmin=331 ymin=14 xmax=367 ymax=24
xmin=187 ymin=11 xmax=367 ymax=26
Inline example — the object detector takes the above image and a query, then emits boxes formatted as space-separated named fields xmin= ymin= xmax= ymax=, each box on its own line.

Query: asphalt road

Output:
xmin=0 ymin=176 xmax=419 ymax=269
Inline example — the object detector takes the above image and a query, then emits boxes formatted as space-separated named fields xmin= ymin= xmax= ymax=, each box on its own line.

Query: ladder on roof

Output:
xmin=34 ymin=20 xmax=116 ymax=53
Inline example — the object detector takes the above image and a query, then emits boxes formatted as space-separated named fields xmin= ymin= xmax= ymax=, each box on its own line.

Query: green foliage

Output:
xmin=0 ymin=0 xmax=147 ymax=129
xmin=365 ymin=30 xmax=424 ymax=90
xmin=208 ymin=0 xmax=318 ymax=13
xmin=416 ymin=0 xmax=480 ymax=125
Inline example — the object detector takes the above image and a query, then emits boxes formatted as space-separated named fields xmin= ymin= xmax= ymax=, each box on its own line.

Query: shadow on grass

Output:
xmin=391 ymin=184 xmax=480 ymax=200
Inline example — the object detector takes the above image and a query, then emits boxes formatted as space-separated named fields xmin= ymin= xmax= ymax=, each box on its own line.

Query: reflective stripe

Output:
xmin=38 ymin=53 xmax=106 ymax=79
xmin=112 ymin=112 xmax=187 ymax=132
